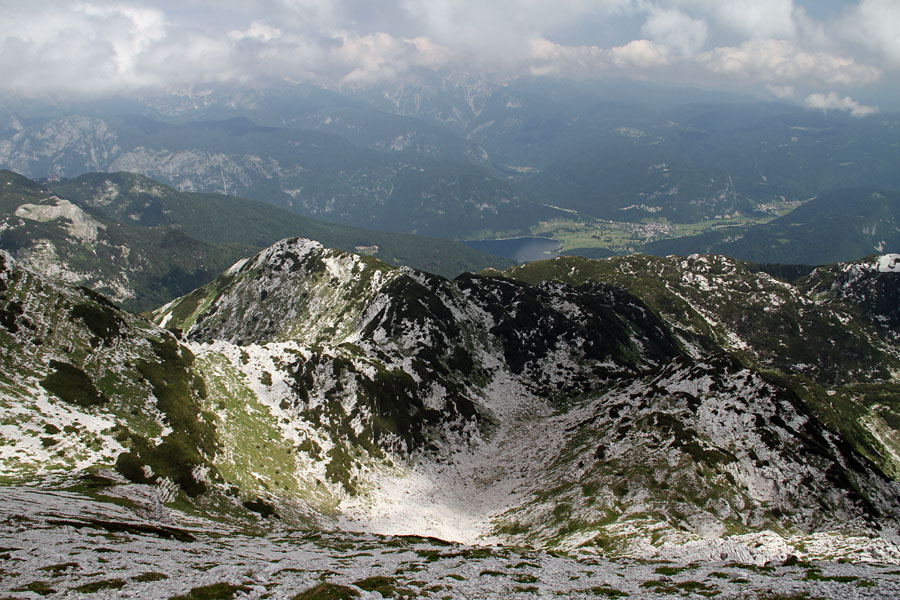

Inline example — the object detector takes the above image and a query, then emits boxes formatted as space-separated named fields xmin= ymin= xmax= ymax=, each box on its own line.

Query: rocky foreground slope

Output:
xmin=5 ymin=239 xmax=900 ymax=596
xmin=2 ymin=236 xmax=900 ymax=561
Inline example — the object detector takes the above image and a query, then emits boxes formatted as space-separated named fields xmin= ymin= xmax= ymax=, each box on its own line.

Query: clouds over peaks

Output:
xmin=0 ymin=0 xmax=894 ymax=112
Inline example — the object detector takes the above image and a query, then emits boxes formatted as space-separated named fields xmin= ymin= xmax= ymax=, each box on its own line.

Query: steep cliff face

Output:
xmin=2 ymin=238 xmax=900 ymax=560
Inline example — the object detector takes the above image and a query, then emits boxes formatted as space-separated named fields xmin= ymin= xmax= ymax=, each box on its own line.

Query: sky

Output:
xmin=0 ymin=0 xmax=898 ymax=114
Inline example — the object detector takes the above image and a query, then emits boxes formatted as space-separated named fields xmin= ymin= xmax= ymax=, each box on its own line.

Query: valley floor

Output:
xmin=1 ymin=484 xmax=899 ymax=600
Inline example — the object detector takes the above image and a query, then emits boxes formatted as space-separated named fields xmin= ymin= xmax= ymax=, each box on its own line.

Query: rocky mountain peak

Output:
xmin=156 ymin=236 xmax=395 ymax=346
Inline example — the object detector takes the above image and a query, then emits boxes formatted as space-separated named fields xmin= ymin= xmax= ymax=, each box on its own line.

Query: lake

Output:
xmin=463 ymin=237 xmax=563 ymax=263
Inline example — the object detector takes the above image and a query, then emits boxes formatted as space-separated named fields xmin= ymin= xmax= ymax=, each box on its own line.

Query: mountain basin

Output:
xmin=463 ymin=236 xmax=562 ymax=263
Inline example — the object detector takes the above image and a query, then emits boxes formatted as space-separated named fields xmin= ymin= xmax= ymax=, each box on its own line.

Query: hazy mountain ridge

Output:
xmin=0 ymin=112 xmax=551 ymax=238
xmin=3 ymin=237 xmax=900 ymax=565
xmin=644 ymin=188 xmax=900 ymax=263
xmin=50 ymin=171 xmax=516 ymax=279
xmin=3 ymin=80 xmax=900 ymax=239
xmin=0 ymin=169 xmax=249 ymax=310
xmin=0 ymin=170 xmax=513 ymax=311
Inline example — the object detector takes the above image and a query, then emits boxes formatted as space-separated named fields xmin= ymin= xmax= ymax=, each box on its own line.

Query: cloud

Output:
xmin=670 ymin=0 xmax=797 ymax=40
xmin=398 ymin=0 xmax=633 ymax=65
xmin=527 ymin=37 xmax=670 ymax=77
xmin=840 ymin=0 xmax=900 ymax=65
xmin=334 ymin=33 xmax=450 ymax=85
xmin=698 ymin=39 xmax=882 ymax=87
xmin=528 ymin=38 xmax=603 ymax=76
xmin=765 ymin=83 xmax=796 ymax=99
xmin=611 ymin=39 xmax=671 ymax=68
xmin=803 ymin=91 xmax=879 ymax=117
xmin=0 ymin=3 xmax=173 ymax=94
xmin=641 ymin=8 xmax=707 ymax=57
xmin=0 ymin=0 xmax=892 ymax=103
xmin=0 ymin=1 xmax=454 ymax=95
xmin=228 ymin=21 xmax=282 ymax=43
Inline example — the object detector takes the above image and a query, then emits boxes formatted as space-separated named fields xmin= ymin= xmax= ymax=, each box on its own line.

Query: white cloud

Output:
xmin=611 ymin=39 xmax=671 ymax=68
xmin=228 ymin=21 xmax=282 ymax=43
xmin=840 ymin=0 xmax=900 ymax=65
xmin=698 ymin=39 xmax=882 ymax=87
xmin=527 ymin=37 xmax=670 ymax=78
xmin=334 ymin=33 xmax=450 ymax=85
xmin=0 ymin=3 xmax=173 ymax=94
xmin=0 ymin=2 xmax=454 ymax=95
xmin=0 ymin=0 xmax=892 ymax=102
xmin=641 ymin=8 xmax=708 ymax=57
xmin=398 ymin=0 xmax=633 ymax=65
xmin=766 ymin=83 xmax=796 ymax=99
xmin=804 ymin=91 xmax=878 ymax=117
xmin=528 ymin=39 xmax=595 ymax=77
xmin=670 ymin=0 xmax=797 ymax=40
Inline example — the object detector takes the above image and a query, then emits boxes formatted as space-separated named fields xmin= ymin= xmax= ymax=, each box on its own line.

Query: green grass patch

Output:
xmin=135 ymin=572 xmax=169 ymax=582
xmin=758 ymin=593 xmax=827 ymax=600
xmin=803 ymin=569 xmax=859 ymax=583
xmin=292 ymin=582 xmax=361 ymax=600
xmin=725 ymin=562 xmax=776 ymax=573
xmin=71 ymin=302 xmax=123 ymax=343
xmin=37 ymin=562 xmax=79 ymax=574
xmin=169 ymin=582 xmax=249 ymax=599
xmin=12 ymin=581 xmax=55 ymax=596
xmin=654 ymin=565 xmax=687 ymax=576
xmin=589 ymin=585 xmax=629 ymax=598
xmin=351 ymin=575 xmax=409 ymax=598
xmin=116 ymin=337 xmax=217 ymax=497
xmin=415 ymin=549 xmax=443 ymax=562
xmin=479 ymin=570 xmax=506 ymax=577
xmin=40 ymin=360 xmax=108 ymax=407
xmin=640 ymin=579 xmax=719 ymax=597
xmin=73 ymin=578 xmax=126 ymax=593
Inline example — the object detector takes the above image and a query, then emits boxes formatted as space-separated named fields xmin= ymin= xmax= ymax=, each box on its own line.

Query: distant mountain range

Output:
xmin=2 ymin=77 xmax=899 ymax=237
xmin=0 ymin=112 xmax=552 ymax=239
xmin=4 ymin=164 xmax=900 ymax=316
xmin=0 ymin=170 xmax=512 ymax=311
